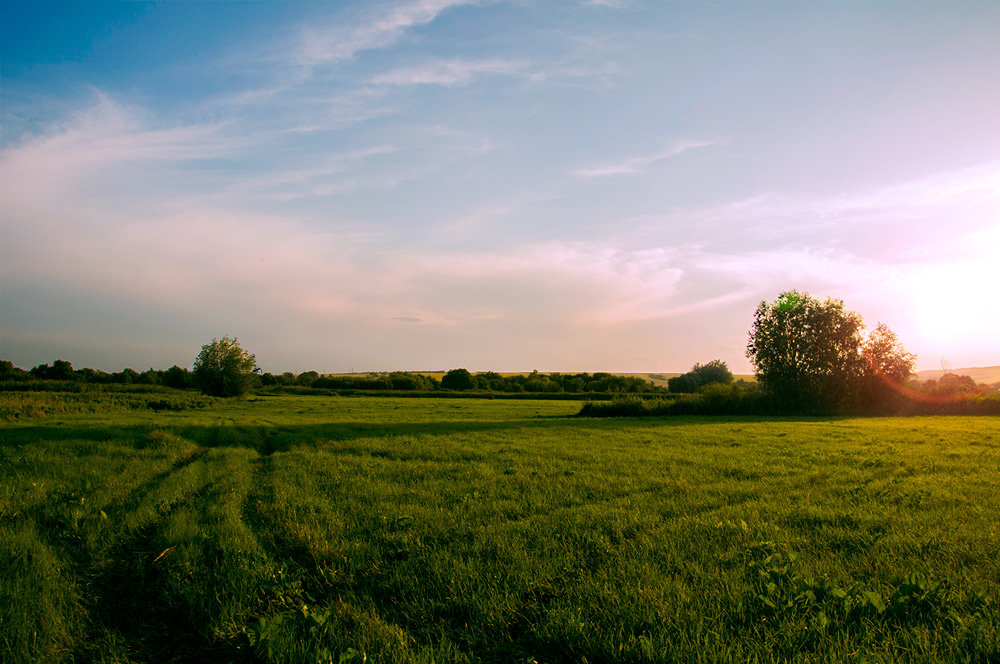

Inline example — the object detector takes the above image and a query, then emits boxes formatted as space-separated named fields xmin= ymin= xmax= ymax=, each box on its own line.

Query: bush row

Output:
xmin=579 ymin=385 xmax=1000 ymax=417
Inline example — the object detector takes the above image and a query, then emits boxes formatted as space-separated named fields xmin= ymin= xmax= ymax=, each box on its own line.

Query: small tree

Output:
xmin=668 ymin=360 xmax=733 ymax=393
xmin=860 ymin=322 xmax=916 ymax=408
xmin=192 ymin=337 xmax=257 ymax=397
xmin=441 ymin=368 xmax=475 ymax=391
xmin=297 ymin=371 xmax=319 ymax=387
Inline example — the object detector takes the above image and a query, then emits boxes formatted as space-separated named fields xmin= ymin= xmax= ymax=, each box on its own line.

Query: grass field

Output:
xmin=2 ymin=392 xmax=998 ymax=663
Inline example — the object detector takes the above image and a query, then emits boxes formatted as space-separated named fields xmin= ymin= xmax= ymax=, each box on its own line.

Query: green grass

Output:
xmin=2 ymin=393 xmax=999 ymax=663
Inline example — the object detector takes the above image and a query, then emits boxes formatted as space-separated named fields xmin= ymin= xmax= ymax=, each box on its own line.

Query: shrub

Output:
xmin=192 ymin=337 xmax=257 ymax=397
xmin=668 ymin=360 xmax=734 ymax=393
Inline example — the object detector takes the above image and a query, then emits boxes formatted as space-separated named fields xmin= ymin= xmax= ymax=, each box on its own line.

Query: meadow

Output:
xmin=1 ymin=391 xmax=998 ymax=663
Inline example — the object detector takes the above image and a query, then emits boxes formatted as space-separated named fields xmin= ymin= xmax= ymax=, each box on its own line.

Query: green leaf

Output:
xmin=862 ymin=591 xmax=886 ymax=613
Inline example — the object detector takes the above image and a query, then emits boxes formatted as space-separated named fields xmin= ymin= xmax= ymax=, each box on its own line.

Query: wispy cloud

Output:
xmin=205 ymin=1 xmax=481 ymax=131
xmin=575 ymin=140 xmax=719 ymax=177
xmin=828 ymin=161 xmax=1000 ymax=216
xmin=293 ymin=0 xmax=477 ymax=69
xmin=0 ymin=95 xmax=237 ymax=225
xmin=4 ymin=93 xmax=229 ymax=168
xmin=0 ymin=99 xmax=691 ymax=368
xmin=621 ymin=160 xmax=1000 ymax=261
xmin=372 ymin=58 xmax=529 ymax=86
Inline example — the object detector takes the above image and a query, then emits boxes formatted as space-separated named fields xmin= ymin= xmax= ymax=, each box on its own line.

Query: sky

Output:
xmin=1 ymin=1 xmax=998 ymax=374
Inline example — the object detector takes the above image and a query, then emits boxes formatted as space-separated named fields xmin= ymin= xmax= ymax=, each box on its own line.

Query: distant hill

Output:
xmin=915 ymin=366 xmax=1000 ymax=385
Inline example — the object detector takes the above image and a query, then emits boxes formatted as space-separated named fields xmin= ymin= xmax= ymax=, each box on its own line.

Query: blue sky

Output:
xmin=2 ymin=1 xmax=998 ymax=373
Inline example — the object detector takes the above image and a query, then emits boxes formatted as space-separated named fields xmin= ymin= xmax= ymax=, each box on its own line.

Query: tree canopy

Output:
xmin=747 ymin=291 xmax=915 ymax=412
xmin=668 ymin=360 xmax=734 ymax=393
xmin=192 ymin=337 xmax=257 ymax=397
xmin=441 ymin=368 xmax=475 ymax=391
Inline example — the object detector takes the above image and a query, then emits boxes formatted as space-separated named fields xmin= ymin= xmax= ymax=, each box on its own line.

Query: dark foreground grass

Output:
xmin=1 ymin=393 xmax=999 ymax=663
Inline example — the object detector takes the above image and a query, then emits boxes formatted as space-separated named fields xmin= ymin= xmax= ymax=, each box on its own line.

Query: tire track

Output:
xmin=74 ymin=449 xmax=241 ymax=663
xmin=240 ymin=454 xmax=340 ymax=607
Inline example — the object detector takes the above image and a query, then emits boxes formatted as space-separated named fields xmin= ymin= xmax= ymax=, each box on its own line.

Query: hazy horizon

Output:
xmin=2 ymin=1 xmax=998 ymax=374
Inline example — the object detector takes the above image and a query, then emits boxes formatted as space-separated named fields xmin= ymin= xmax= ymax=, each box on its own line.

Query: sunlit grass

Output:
xmin=2 ymin=395 xmax=998 ymax=662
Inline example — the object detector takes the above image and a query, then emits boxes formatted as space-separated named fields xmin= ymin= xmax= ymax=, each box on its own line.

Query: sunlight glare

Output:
xmin=905 ymin=248 xmax=999 ymax=355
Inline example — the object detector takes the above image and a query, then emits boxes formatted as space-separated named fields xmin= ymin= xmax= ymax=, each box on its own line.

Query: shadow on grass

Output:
xmin=80 ymin=493 xmax=239 ymax=664
xmin=0 ymin=414 xmax=842 ymax=456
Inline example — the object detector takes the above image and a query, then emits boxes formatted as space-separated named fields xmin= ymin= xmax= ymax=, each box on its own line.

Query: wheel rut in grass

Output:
xmin=75 ymin=449 xmax=244 ymax=663
xmin=110 ymin=445 xmax=210 ymax=520
xmin=241 ymin=454 xmax=329 ymax=595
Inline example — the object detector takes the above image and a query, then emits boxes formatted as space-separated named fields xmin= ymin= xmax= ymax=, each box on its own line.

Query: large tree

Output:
xmin=747 ymin=291 xmax=866 ymax=411
xmin=747 ymin=292 xmax=917 ymax=412
xmin=192 ymin=337 xmax=257 ymax=397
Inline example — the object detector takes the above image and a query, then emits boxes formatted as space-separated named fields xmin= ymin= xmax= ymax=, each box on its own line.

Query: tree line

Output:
xmin=1 ymin=346 xmax=670 ymax=398
xmin=1 ymin=359 xmax=193 ymax=389
xmin=4 ymin=296 xmax=997 ymax=411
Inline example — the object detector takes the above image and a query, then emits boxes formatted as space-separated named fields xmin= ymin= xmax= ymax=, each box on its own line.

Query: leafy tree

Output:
xmin=860 ymin=322 xmax=916 ymax=407
xmin=297 ymin=371 xmax=319 ymax=387
xmin=668 ymin=360 xmax=734 ymax=393
xmin=747 ymin=291 xmax=865 ymax=411
xmin=192 ymin=337 xmax=257 ymax=397
xmin=137 ymin=368 xmax=161 ymax=385
xmin=862 ymin=323 xmax=915 ymax=383
xmin=77 ymin=367 xmax=110 ymax=384
xmin=50 ymin=359 xmax=77 ymax=380
xmin=441 ymin=368 xmax=475 ymax=391
xmin=918 ymin=373 xmax=981 ymax=398
xmin=0 ymin=360 xmax=29 ymax=381
xmin=748 ymin=292 xmax=917 ymax=412
xmin=112 ymin=368 xmax=140 ymax=384
xmin=525 ymin=370 xmax=560 ymax=392
xmin=162 ymin=365 xmax=191 ymax=389
xmin=30 ymin=359 xmax=76 ymax=381
xmin=388 ymin=372 xmax=435 ymax=390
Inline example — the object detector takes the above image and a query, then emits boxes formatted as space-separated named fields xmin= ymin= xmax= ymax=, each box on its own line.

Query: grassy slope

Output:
xmin=915 ymin=366 xmax=1000 ymax=385
xmin=2 ymin=394 xmax=999 ymax=663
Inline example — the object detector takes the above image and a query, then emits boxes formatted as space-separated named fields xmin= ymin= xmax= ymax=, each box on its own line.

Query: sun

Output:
xmin=903 ymin=253 xmax=1000 ymax=362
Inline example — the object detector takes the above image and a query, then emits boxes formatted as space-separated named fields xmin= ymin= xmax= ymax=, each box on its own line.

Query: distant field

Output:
xmin=2 ymin=393 xmax=998 ymax=663
xmin=916 ymin=366 xmax=1000 ymax=386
